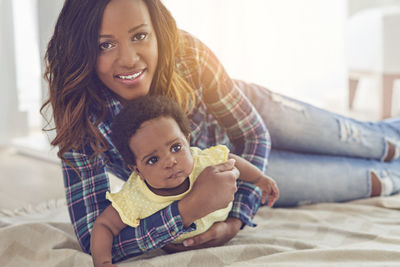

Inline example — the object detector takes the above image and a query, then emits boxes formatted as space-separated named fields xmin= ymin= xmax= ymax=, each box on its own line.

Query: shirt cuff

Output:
xmin=228 ymin=180 xmax=262 ymax=228
xmin=134 ymin=201 xmax=197 ymax=252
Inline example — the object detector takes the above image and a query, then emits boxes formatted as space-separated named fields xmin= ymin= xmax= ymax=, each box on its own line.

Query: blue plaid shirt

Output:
xmin=62 ymin=31 xmax=270 ymax=262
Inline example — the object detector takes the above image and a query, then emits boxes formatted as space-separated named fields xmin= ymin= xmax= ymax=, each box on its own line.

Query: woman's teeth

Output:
xmin=117 ymin=71 xmax=142 ymax=80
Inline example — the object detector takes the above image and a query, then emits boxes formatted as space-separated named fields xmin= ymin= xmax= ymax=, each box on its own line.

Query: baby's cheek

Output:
xmin=186 ymin=153 xmax=195 ymax=175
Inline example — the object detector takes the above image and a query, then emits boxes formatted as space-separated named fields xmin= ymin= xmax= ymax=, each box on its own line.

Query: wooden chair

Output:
xmin=346 ymin=6 xmax=400 ymax=119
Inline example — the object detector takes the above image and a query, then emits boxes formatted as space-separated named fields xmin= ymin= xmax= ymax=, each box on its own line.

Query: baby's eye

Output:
xmin=171 ymin=143 xmax=182 ymax=153
xmin=132 ymin=32 xmax=148 ymax=41
xmin=99 ymin=41 xmax=115 ymax=51
xmin=146 ymin=156 xmax=158 ymax=165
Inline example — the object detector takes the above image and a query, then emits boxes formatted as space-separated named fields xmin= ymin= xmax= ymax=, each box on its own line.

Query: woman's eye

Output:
xmin=132 ymin=32 xmax=148 ymax=41
xmin=99 ymin=42 xmax=114 ymax=51
xmin=171 ymin=144 xmax=182 ymax=153
xmin=146 ymin=156 xmax=158 ymax=165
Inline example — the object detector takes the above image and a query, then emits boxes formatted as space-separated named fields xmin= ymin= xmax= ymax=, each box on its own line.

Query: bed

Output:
xmin=1 ymin=193 xmax=400 ymax=267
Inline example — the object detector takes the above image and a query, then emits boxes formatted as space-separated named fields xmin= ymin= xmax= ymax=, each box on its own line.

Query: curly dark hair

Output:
xmin=111 ymin=95 xmax=191 ymax=165
xmin=41 ymin=0 xmax=195 ymax=163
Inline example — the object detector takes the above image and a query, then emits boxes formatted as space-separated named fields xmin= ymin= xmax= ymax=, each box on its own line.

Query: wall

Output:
xmin=164 ymin=0 xmax=347 ymax=105
xmin=348 ymin=0 xmax=400 ymax=16
xmin=0 ymin=0 xmax=27 ymax=146
xmin=37 ymin=0 xmax=64 ymax=140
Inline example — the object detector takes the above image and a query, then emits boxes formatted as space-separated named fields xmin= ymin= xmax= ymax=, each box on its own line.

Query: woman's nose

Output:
xmin=118 ymin=44 xmax=139 ymax=67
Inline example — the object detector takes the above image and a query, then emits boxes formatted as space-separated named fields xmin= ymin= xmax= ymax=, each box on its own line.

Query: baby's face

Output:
xmin=129 ymin=116 xmax=193 ymax=190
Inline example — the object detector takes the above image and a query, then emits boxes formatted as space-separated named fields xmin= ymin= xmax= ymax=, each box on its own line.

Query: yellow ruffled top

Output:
xmin=106 ymin=145 xmax=232 ymax=243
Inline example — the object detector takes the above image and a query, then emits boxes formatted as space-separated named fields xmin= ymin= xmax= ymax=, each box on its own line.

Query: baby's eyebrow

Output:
xmin=141 ymin=149 xmax=157 ymax=163
xmin=165 ymin=137 xmax=180 ymax=147
xmin=140 ymin=137 xmax=183 ymax=163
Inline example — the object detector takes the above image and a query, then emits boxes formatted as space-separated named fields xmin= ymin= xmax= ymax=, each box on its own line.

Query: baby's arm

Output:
xmin=90 ymin=205 xmax=127 ymax=267
xmin=229 ymin=153 xmax=279 ymax=207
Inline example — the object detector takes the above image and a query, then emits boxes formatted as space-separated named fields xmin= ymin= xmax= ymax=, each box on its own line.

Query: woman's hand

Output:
xmin=162 ymin=217 xmax=242 ymax=253
xmin=178 ymin=159 xmax=239 ymax=227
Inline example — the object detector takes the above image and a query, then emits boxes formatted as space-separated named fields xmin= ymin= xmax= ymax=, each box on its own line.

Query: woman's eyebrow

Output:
xmin=128 ymin=23 xmax=148 ymax=33
xmin=99 ymin=24 xmax=148 ymax=39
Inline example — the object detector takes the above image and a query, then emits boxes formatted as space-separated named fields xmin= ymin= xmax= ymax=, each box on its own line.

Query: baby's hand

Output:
xmin=254 ymin=175 xmax=279 ymax=207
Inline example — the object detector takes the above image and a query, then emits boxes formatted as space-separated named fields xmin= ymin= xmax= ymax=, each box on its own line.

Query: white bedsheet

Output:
xmin=1 ymin=195 xmax=400 ymax=266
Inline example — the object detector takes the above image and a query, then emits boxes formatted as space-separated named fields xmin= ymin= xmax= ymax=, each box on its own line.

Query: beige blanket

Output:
xmin=1 ymin=195 xmax=400 ymax=267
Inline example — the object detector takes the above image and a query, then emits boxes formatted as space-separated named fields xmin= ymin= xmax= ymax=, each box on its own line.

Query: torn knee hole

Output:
xmin=384 ymin=141 xmax=396 ymax=162
xmin=370 ymin=171 xmax=381 ymax=197
xmin=370 ymin=170 xmax=393 ymax=196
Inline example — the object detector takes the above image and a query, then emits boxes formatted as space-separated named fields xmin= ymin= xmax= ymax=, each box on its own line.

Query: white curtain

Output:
xmin=163 ymin=0 xmax=347 ymax=106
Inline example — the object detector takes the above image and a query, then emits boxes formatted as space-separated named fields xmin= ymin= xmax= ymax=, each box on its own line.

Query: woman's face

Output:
xmin=96 ymin=0 xmax=158 ymax=101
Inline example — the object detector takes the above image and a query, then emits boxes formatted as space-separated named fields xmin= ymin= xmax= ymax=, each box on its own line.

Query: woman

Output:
xmin=41 ymin=0 xmax=400 ymax=263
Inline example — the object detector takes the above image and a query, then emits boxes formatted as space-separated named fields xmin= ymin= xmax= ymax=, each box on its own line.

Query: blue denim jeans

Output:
xmin=237 ymin=80 xmax=400 ymax=207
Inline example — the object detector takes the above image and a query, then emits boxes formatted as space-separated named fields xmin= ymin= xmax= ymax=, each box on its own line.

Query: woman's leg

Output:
xmin=236 ymin=80 xmax=400 ymax=162
xmin=267 ymin=149 xmax=400 ymax=207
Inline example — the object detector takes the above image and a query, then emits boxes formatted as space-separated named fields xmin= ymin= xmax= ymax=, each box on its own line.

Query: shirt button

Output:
xmin=171 ymin=230 xmax=176 ymax=236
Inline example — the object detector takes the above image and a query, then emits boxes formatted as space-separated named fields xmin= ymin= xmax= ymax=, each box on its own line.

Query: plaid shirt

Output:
xmin=62 ymin=31 xmax=270 ymax=262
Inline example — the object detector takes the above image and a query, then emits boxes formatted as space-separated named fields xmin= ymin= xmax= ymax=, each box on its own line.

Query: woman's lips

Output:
xmin=115 ymin=70 xmax=145 ymax=86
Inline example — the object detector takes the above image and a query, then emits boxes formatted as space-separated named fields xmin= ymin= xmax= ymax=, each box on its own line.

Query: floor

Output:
xmin=0 ymin=145 xmax=126 ymax=211
xmin=0 ymin=146 xmax=64 ymax=210
xmin=0 ymin=83 xmax=397 ymax=211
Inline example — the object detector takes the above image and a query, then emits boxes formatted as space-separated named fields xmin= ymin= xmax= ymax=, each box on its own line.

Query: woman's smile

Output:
xmin=115 ymin=69 xmax=146 ymax=86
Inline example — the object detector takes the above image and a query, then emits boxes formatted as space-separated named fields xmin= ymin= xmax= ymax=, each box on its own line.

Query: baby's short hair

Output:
xmin=111 ymin=95 xmax=191 ymax=165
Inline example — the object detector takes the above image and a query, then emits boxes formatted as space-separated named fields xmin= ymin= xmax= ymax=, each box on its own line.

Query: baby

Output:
xmin=90 ymin=95 xmax=279 ymax=266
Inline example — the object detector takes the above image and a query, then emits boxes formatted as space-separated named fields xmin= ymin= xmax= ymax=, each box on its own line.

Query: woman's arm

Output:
xmin=161 ymin=32 xmax=267 ymax=252
xmin=182 ymin=31 xmax=269 ymax=223
xmin=63 ymin=145 xmax=241 ymax=261
xmin=63 ymin=148 xmax=197 ymax=262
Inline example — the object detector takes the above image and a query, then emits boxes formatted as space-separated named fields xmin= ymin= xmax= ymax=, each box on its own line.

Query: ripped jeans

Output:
xmin=237 ymin=80 xmax=400 ymax=207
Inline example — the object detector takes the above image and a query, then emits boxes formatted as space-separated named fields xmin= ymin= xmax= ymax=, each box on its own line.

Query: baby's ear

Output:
xmin=133 ymin=167 xmax=146 ymax=181
xmin=128 ymin=164 xmax=136 ymax=171
xmin=130 ymin=165 xmax=144 ymax=179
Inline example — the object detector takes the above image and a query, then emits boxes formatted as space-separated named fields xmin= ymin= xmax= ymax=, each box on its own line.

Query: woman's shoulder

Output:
xmin=177 ymin=30 xmax=210 ymax=60
xmin=178 ymin=30 xmax=199 ymax=47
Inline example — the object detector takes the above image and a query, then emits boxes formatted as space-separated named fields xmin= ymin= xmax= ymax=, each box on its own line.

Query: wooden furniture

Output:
xmin=346 ymin=7 xmax=400 ymax=119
